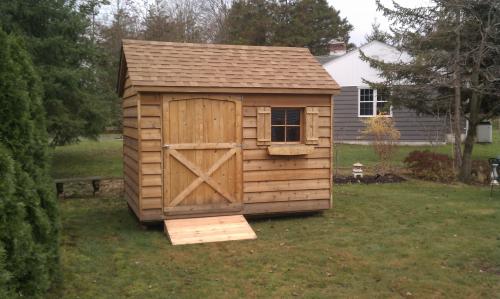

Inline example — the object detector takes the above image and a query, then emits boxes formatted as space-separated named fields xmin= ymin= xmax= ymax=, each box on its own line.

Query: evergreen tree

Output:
xmin=362 ymin=0 xmax=500 ymax=182
xmin=0 ymin=0 xmax=110 ymax=145
xmin=365 ymin=19 xmax=391 ymax=44
xmin=274 ymin=0 xmax=352 ymax=55
xmin=0 ymin=28 xmax=59 ymax=297
xmin=224 ymin=0 xmax=352 ymax=55
xmin=225 ymin=0 xmax=274 ymax=45
xmin=0 ymin=146 xmax=15 ymax=298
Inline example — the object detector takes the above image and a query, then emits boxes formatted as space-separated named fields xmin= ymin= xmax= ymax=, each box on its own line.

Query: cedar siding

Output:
xmin=127 ymin=93 xmax=333 ymax=220
xmin=122 ymin=70 xmax=140 ymax=217
xmin=139 ymin=94 xmax=163 ymax=221
xmin=241 ymin=94 xmax=332 ymax=214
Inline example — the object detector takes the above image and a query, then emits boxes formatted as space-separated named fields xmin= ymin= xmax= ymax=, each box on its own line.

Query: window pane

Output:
xmin=271 ymin=126 xmax=285 ymax=142
xmin=360 ymin=89 xmax=374 ymax=101
xmin=286 ymin=109 xmax=300 ymax=125
xmin=271 ymin=109 xmax=285 ymax=125
xmin=286 ymin=127 xmax=300 ymax=142
xmin=360 ymin=102 xmax=373 ymax=116
xmin=377 ymin=91 xmax=387 ymax=102
xmin=376 ymin=101 xmax=390 ymax=115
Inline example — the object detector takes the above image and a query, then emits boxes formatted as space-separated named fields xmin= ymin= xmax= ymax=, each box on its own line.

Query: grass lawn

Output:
xmin=49 ymin=130 xmax=500 ymax=297
xmin=52 ymin=181 xmax=500 ymax=298
xmin=334 ymin=128 xmax=500 ymax=168
xmin=49 ymin=130 xmax=500 ymax=178
xmin=50 ymin=135 xmax=123 ymax=179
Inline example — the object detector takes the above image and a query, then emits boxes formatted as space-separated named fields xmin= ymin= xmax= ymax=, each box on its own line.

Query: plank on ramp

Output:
xmin=164 ymin=215 xmax=257 ymax=245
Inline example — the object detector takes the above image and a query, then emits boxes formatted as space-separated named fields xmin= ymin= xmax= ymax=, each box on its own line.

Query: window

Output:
xmin=358 ymin=88 xmax=392 ymax=117
xmin=271 ymin=108 xmax=301 ymax=142
xmin=359 ymin=89 xmax=374 ymax=116
xmin=376 ymin=91 xmax=391 ymax=115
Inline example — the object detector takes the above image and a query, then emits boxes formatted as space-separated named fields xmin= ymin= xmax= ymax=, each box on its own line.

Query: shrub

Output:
xmin=404 ymin=150 xmax=455 ymax=182
xmin=361 ymin=116 xmax=401 ymax=175
xmin=471 ymin=160 xmax=492 ymax=184
xmin=0 ymin=29 xmax=59 ymax=297
xmin=0 ymin=146 xmax=15 ymax=297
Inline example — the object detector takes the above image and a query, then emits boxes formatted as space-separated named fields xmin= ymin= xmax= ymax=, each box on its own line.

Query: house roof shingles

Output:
xmin=121 ymin=39 xmax=339 ymax=93
xmin=315 ymin=55 xmax=339 ymax=64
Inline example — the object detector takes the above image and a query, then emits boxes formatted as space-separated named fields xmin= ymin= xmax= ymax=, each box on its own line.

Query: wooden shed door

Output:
xmin=162 ymin=96 xmax=242 ymax=217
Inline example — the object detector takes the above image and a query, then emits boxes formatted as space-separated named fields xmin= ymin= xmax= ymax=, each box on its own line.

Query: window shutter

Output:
xmin=257 ymin=107 xmax=271 ymax=145
xmin=305 ymin=107 xmax=319 ymax=145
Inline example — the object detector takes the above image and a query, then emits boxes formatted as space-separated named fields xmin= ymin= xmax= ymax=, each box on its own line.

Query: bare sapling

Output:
xmin=361 ymin=115 xmax=401 ymax=175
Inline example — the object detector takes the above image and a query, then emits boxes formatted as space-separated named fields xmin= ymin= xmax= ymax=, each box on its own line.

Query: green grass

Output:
xmin=49 ymin=131 xmax=500 ymax=297
xmin=52 ymin=181 xmax=500 ymax=298
xmin=334 ymin=129 xmax=500 ymax=168
xmin=50 ymin=135 xmax=123 ymax=178
xmin=49 ymin=130 xmax=500 ymax=178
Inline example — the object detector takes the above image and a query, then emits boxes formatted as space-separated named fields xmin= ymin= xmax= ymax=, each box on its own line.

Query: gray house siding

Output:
xmin=334 ymin=86 xmax=449 ymax=143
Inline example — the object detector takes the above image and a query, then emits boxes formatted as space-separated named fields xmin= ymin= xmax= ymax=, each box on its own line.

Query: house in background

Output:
xmin=317 ymin=40 xmax=450 ymax=145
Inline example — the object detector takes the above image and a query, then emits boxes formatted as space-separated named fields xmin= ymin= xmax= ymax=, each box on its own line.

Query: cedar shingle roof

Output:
xmin=119 ymin=39 xmax=339 ymax=94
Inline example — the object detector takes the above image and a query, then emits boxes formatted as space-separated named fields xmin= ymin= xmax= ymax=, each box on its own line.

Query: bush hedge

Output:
xmin=404 ymin=150 xmax=493 ymax=184
xmin=0 ymin=28 xmax=59 ymax=297
xmin=404 ymin=150 xmax=455 ymax=182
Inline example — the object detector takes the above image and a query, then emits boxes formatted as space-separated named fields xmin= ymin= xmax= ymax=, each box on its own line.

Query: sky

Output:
xmin=328 ymin=0 xmax=432 ymax=46
xmin=99 ymin=0 xmax=432 ymax=46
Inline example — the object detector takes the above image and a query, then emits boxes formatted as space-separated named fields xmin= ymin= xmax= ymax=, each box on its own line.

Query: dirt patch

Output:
xmin=477 ymin=261 xmax=500 ymax=275
xmin=334 ymin=174 xmax=406 ymax=185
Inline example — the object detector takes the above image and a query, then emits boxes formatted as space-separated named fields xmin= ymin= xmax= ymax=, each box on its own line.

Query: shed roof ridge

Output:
xmin=122 ymin=39 xmax=310 ymax=52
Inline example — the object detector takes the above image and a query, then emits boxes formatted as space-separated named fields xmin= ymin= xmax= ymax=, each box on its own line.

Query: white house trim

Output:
xmin=357 ymin=87 xmax=393 ymax=118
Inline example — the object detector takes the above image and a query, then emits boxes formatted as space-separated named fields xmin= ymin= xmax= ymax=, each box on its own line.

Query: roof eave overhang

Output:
xmin=132 ymin=85 xmax=341 ymax=95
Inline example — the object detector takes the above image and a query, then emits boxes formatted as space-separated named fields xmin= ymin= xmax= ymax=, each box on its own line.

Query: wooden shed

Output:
xmin=117 ymin=40 xmax=339 ymax=232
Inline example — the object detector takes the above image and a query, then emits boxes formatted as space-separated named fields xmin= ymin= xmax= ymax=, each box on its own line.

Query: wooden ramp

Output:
xmin=164 ymin=215 xmax=257 ymax=245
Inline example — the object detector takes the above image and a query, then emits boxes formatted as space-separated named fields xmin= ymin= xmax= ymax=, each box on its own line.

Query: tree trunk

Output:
xmin=460 ymin=122 xmax=475 ymax=182
xmin=459 ymin=5 xmax=487 ymax=183
xmin=452 ymin=98 xmax=462 ymax=170
xmin=452 ymin=9 xmax=462 ymax=172
xmin=459 ymin=76 xmax=480 ymax=183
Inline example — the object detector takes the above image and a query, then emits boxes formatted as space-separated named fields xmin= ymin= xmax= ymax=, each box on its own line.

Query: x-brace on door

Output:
xmin=162 ymin=95 xmax=242 ymax=216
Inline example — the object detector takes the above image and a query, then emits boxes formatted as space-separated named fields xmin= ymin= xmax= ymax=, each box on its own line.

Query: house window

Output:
xmin=358 ymin=88 xmax=392 ymax=117
xmin=271 ymin=108 xmax=301 ymax=142
xmin=359 ymin=89 xmax=374 ymax=116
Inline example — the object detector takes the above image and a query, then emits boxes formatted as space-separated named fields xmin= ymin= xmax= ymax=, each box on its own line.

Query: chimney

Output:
xmin=328 ymin=39 xmax=346 ymax=56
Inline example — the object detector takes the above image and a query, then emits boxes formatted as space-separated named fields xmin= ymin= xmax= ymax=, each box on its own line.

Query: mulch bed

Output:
xmin=334 ymin=174 xmax=406 ymax=185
